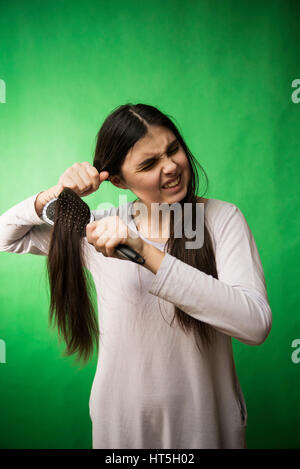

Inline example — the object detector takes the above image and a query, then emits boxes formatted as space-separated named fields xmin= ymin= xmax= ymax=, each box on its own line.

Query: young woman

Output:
xmin=0 ymin=103 xmax=272 ymax=449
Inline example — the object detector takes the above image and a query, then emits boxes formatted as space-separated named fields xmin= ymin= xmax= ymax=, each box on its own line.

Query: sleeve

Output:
xmin=0 ymin=192 xmax=111 ymax=257
xmin=0 ymin=192 xmax=53 ymax=255
xmin=148 ymin=204 xmax=272 ymax=346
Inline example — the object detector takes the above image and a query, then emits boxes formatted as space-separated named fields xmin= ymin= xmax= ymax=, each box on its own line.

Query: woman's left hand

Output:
xmin=86 ymin=216 xmax=145 ymax=260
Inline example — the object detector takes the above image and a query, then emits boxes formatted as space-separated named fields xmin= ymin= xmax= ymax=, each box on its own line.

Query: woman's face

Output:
xmin=110 ymin=125 xmax=191 ymax=208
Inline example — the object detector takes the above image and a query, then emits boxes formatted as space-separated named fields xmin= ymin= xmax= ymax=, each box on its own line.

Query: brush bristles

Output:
xmin=53 ymin=188 xmax=92 ymax=235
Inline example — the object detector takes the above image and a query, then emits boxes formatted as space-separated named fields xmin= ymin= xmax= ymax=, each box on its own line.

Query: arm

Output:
xmin=147 ymin=205 xmax=272 ymax=346
xmin=0 ymin=191 xmax=54 ymax=255
xmin=142 ymin=243 xmax=166 ymax=274
xmin=0 ymin=189 xmax=114 ymax=256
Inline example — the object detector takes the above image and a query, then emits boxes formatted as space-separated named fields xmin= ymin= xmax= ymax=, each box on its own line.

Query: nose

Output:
xmin=161 ymin=153 xmax=178 ymax=174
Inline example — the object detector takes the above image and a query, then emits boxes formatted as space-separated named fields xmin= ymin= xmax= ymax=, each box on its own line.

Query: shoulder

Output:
xmin=196 ymin=197 xmax=244 ymax=249
xmin=196 ymin=196 xmax=238 ymax=223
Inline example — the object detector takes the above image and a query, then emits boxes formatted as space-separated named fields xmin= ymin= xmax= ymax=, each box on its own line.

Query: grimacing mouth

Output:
xmin=162 ymin=174 xmax=181 ymax=188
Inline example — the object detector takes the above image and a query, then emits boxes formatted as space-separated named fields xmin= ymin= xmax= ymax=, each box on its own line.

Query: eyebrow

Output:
xmin=136 ymin=139 xmax=179 ymax=169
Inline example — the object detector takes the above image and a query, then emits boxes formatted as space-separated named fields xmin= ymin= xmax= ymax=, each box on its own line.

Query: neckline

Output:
xmin=128 ymin=202 xmax=166 ymax=247
xmin=127 ymin=198 xmax=212 ymax=247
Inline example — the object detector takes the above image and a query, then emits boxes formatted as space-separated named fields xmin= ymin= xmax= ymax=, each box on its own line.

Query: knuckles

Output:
xmin=86 ymin=216 xmax=127 ymax=247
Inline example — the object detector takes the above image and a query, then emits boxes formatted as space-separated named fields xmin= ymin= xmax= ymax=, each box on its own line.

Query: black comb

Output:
xmin=42 ymin=188 xmax=145 ymax=265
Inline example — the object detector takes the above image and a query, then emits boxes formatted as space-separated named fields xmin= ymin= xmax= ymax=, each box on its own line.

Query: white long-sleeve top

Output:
xmin=0 ymin=193 xmax=272 ymax=449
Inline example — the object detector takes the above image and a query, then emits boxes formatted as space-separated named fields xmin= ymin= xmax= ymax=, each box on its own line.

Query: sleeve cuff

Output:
xmin=30 ymin=192 xmax=48 ymax=225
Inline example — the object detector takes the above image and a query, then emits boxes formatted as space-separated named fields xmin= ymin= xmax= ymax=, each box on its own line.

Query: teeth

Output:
xmin=163 ymin=176 xmax=180 ymax=189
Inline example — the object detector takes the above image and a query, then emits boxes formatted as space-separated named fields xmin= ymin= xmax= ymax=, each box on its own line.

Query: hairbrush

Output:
xmin=41 ymin=188 xmax=145 ymax=265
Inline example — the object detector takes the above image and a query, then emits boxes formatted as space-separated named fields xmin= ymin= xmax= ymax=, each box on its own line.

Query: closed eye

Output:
xmin=141 ymin=146 xmax=179 ymax=170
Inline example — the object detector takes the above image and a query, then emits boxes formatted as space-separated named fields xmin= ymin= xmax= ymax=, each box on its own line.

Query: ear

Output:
xmin=109 ymin=175 xmax=128 ymax=190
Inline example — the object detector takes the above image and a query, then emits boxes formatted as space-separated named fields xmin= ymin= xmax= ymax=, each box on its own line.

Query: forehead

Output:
xmin=125 ymin=126 xmax=176 ymax=165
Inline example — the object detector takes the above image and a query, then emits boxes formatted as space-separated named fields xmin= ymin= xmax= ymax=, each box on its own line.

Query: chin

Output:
xmin=164 ymin=191 xmax=187 ymax=205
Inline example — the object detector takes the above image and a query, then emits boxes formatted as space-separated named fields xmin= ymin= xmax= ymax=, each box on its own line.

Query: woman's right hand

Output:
xmin=34 ymin=163 xmax=109 ymax=217
xmin=55 ymin=162 xmax=109 ymax=198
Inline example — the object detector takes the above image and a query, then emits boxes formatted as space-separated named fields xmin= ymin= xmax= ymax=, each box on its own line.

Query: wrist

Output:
xmin=140 ymin=239 xmax=150 ymax=259
xmin=141 ymin=242 xmax=166 ymax=274
xmin=34 ymin=184 xmax=61 ymax=217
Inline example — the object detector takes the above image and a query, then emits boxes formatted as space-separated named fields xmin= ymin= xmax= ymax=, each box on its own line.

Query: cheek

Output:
xmin=148 ymin=174 xmax=161 ymax=189
xmin=177 ymin=152 xmax=190 ymax=171
xmin=136 ymin=174 xmax=159 ymax=190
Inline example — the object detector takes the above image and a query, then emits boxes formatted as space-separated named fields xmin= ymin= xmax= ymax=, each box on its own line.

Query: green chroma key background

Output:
xmin=0 ymin=0 xmax=299 ymax=449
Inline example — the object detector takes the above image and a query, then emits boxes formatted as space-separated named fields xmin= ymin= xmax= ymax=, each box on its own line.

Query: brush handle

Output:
xmin=115 ymin=244 xmax=145 ymax=265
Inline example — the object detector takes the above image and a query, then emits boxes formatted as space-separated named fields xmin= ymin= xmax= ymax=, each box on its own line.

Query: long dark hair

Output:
xmin=46 ymin=103 xmax=218 ymax=365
